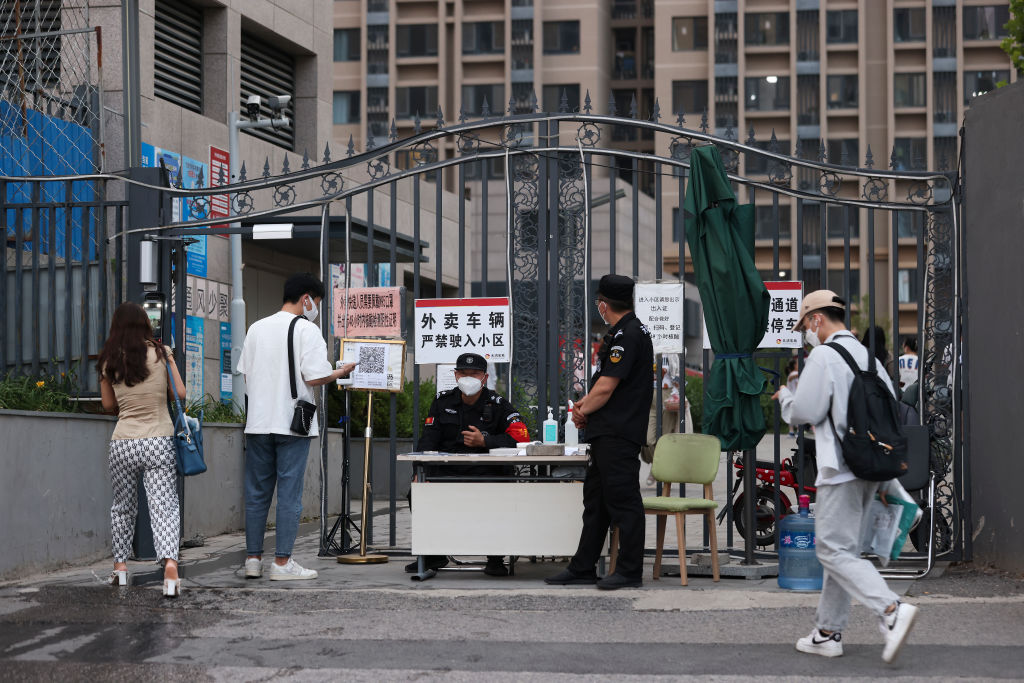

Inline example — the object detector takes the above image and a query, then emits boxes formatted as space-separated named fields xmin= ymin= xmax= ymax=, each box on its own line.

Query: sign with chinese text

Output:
xmin=702 ymin=281 xmax=803 ymax=350
xmin=209 ymin=146 xmax=230 ymax=237
xmin=185 ymin=315 xmax=204 ymax=401
xmin=186 ymin=276 xmax=231 ymax=323
xmin=634 ymin=282 xmax=685 ymax=355
xmin=332 ymin=286 xmax=402 ymax=338
xmin=339 ymin=338 xmax=406 ymax=392
xmin=414 ymin=297 xmax=510 ymax=364
xmin=219 ymin=322 xmax=232 ymax=403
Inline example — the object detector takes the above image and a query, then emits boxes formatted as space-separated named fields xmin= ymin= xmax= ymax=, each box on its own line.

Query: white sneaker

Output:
xmin=244 ymin=557 xmax=263 ymax=579
xmin=268 ymin=559 xmax=318 ymax=581
xmin=881 ymin=602 xmax=919 ymax=663
xmin=796 ymin=629 xmax=843 ymax=658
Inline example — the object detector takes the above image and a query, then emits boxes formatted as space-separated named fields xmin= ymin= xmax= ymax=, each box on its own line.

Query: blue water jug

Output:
xmin=778 ymin=494 xmax=824 ymax=591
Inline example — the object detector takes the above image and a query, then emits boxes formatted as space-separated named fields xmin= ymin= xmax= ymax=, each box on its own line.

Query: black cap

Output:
xmin=455 ymin=352 xmax=487 ymax=370
xmin=598 ymin=274 xmax=635 ymax=309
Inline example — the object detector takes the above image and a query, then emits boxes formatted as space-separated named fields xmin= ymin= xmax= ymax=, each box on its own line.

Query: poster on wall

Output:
xmin=634 ymin=282 xmax=685 ymax=355
xmin=181 ymin=156 xmax=208 ymax=277
xmin=209 ymin=145 xmax=230 ymax=237
xmin=185 ymin=315 xmax=205 ymax=401
xmin=702 ymin=281 xmax=804 ymax=350
xmin=413 ymin=297 xmax=511 ymax=364
xmin=219 ymin=322 xmax=232 ymax=403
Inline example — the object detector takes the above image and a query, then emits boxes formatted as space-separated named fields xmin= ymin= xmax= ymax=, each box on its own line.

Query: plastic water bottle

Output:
xmin=564 ymin=401 xmax=579 ymax=446
xmin=542 ymin=407 xmax=558 ymax=444
xmin=777 ymin=494 xmax=823 ymax=591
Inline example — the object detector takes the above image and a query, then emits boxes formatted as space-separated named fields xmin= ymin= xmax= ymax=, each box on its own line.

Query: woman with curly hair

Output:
xmin=97 ymin=302 xmax=186 ymax=597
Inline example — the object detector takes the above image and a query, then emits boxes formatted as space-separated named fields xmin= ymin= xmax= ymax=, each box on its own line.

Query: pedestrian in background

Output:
xmin=774 ymin=290 xmax=918 ymax=663
xmin=546 ymin=274 xmax=654 ymax=590
xmin=898 ymin=336 xmax=920 ymax=390
xmin=238 ymin=273 xmax=355 ymax=581
xmin=97 ymin=302 xmax=187 ymax=597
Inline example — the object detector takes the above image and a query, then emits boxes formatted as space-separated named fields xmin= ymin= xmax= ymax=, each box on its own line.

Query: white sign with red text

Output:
xmin=414 ymin=297 xmax=511 ymax=364
xmin=703 ymin=281 xmax=804 ymax=350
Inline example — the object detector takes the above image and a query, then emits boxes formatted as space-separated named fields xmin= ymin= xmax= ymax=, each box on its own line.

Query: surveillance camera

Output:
xmin=246 ymin=94 xmax=262 ymax=119
xmin=268 ymin=95 xmax=291 ymax=113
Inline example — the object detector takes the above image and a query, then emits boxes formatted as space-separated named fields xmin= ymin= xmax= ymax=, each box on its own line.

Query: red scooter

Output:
xmin=717 ymin=436 xmax=818 ymax=547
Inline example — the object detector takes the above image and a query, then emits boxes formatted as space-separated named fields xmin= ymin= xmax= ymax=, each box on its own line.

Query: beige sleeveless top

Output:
xmin=109 ymin=345 xmax=175 ymax=440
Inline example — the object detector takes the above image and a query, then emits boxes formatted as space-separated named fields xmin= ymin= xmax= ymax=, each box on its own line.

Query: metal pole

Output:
xmin=121 ymin=0 xmax=141 ymax=167
xmin=228 ymin=110 xmax=247 ymax=411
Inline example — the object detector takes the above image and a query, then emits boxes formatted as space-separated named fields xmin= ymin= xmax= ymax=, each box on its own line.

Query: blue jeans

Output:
xmin=245 ymin=433 xmax=311 ymax=558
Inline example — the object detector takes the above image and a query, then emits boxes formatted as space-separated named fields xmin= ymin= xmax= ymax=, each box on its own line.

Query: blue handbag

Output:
xmin=167 ymin=362 xmax=206 ymax=476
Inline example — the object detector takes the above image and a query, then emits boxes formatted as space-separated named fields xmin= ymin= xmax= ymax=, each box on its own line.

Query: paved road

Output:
xmin=2 ymin=546 xmax=1022 ymax=681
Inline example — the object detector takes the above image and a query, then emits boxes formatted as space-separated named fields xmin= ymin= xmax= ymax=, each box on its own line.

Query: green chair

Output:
xmin=613 ymin=433 xmax=721 ymax=586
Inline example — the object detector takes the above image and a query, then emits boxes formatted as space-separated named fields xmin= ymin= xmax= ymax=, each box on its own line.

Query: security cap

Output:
xmin=597 ymin=274 xmax=635 ymax=309
xmin=794 ymin=289 xmax=845 ymax=331
xmin=455 ymin=352 xmax=487 ymax=371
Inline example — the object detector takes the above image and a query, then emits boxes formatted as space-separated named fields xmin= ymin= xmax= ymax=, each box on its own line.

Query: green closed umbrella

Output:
xmin=684 ymin=145 xmax=771 ymax=451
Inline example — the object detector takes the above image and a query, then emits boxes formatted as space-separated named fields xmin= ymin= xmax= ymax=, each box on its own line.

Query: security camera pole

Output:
xmin=228 ymin=95 xmax=291 ymax=411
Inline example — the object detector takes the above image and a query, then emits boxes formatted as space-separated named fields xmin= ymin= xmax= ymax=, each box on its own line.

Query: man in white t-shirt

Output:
xmin=897 ymin=336 xmax=919 ymax=389
xmin=237 ymin=273 xmax=355 ymax=581
xmin=773 ymin=290 xmax=919 ymax=663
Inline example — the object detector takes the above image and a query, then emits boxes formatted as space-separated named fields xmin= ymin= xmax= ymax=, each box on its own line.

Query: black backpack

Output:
xmin=825 ymin=342 xmax=909 ymax=481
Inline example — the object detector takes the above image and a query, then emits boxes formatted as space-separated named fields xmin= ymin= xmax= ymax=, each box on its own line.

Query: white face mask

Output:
xmin=457 ymin=376 xmax=483 ymax=396
xmin=303 ymin=296 xmax=319 ymax=322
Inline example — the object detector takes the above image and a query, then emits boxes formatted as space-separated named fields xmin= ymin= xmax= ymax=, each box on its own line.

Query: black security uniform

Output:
xmin=568 ymin=310 xmax=654 ymax=581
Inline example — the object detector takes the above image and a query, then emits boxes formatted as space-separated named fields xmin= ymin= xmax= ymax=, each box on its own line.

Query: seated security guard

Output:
xmin=405 ymin=352 xmax=530 ymax=577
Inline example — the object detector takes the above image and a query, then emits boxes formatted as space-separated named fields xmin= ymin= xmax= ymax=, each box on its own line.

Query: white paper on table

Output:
xmin=862 ymin=498 xmax=902 ymax=567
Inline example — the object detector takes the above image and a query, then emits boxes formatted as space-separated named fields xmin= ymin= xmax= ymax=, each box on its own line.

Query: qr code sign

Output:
xmin=358 ymin=346 xmax=386 ymax=374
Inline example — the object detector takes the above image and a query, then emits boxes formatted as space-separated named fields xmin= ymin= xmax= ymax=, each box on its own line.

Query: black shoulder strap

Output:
xmin=287 ymin=315 xmax=302 ymax=400
xmin=825 ymin=341 xmax=863 ymax=376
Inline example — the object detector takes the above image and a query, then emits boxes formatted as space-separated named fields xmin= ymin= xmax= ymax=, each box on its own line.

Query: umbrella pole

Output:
xmin=741 ymin=449 xmax=759 ymax=565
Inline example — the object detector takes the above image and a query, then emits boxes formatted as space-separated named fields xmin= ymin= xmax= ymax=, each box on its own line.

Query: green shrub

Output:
xmin=0 ymin=368 xmax=81 ymax=412
xmin=185 ymin=394 xmax=245 ymax=423
xmin=327 ymin=377 xmax=435 ymax=439
xmin=683 ymin=370 xmax=789 ymax=439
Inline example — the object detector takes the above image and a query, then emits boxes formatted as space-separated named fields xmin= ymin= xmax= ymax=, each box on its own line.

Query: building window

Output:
xmin=892 ymin=138 xmax=927 ymax=171
xmin=825 ymin=10 xmax=857 ymax=44
xmin=744 ymin=12 xmax=789 ymax=46
xmin=154 ymin=0 xmax=203 ymax=114
xmin=826 ymin=204 xmax=860 ymax=240
xmin=396 ymin=86 xmax=438 ymax=118
xmin=543 ymin=21 xmax=580 ymax=54
xmin=396 ymin=24 xmax=438 ymax=57
xmin=461 ymin=84 xmax=504 ymax=116
xmin=240 ymin=32 xmax=295 ymax=149
xmin=895 ymin=210 xmax=924 ymax=239
xmin=672 ymin=17 xmax=708 ymax=51
xmin=672 ymin=80 xmax=708 ymax=118
xmin=893 ymin=8 xmax=926 ymax=42
xmin=897 ymin=268 xmax=919 ymax=304
xmin=754 ymin=204 xmax=792 ymax=240
xmin=964 ymin=70 xmax=1009 ymax=105
xmin=715 ymin=12 xmax=738 ymax=63
xmin=333 ymin=91 xmax=360 ymax=125
xmin=333 ymin=28 xmax=359 ymax=61
xmin=463 ymin=21 xmax=504 ymax=54
xmin=963 ymin=5 xmax=1011 ymax=40
xmin=828 ymin=268 xmax=860 ymax=301
xmin=745 ymin=76 xmax=789 ymax=111
xmin=464 ymin=156 xmax=506 ymax=180
xmin=827 ymin=138 xmax=858 ymax=166
xmin=934 ymin=136 xmax=957 ymax=170
xmin=894 ymin=73 xmax=926 ymax=108
xmin=542 ymin=84 xmax=580 ymax=112
xmin=826 ymin=74 xmax=857 ymax=109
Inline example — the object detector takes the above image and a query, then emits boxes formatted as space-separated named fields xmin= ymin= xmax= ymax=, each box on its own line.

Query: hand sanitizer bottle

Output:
xmin=543 ymin=407 xmax=558 ymax=444
xmin=564 ymin=401 xmax=579 ymax=446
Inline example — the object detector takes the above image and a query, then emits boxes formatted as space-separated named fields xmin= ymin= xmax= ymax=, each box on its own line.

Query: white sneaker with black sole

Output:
xmin=268 ymin=559 xmax=318 ymax=581
xmin=244 ymin=557 xmax=262 ymax=579
xmin=796 ymin=629 xmax=843 ymax=658
xmin=881 ymin=601 xmax=919 ymax=663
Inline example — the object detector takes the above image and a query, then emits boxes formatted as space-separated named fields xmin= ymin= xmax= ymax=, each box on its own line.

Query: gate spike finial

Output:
xmin=436 ymin=106 xmax=445 ymax=129
xmin=281 ymin=154 xmax=290 ymax=175
xmin=481 ymin=96 xmax=491 ymax=118
xmin=676 ymin=107 xmax=685 ymax=127
xmin=939 ymin=152 xmax=949 ymax=172
xmin=175 ymin=165 xmax=184 ymax=188
xmin=864 ymin=144 xmax=874 ymax=169
xmin=508 ymin=95 xmax=516 ymax=116
xmin=559 ymin=89 xmax=569 ymax=113
xmin=414 ymin=112 xmax=422 ymax=134
xmin=239 ymin=161 xmax=247 ymax=182
xmin=629 ymin=93 xmax=638 ymax=119
xmin=583 ymin=89 xmax=592 ymax=114
xmin=347 ymin=134 xmax=356 ymax=158
xmin=390 ymin=118 xmax=398 ymax=142
xmin=262 ymin=157 xmax=271 ymax=179
xmin=651 ymin=97 xmax=661 ymax=122
xmin=458 ymin=104 xmax=468 ymax=125
xmin=723 ymin=115 xmax=735 ymax=141
xmin=217 ymin=164 xmax=227 ymax=186
xmin=366 ymin=123 xmax=376 ymax=151
xmin=768 ymin=129 xmax=779 ymax=154
xmin=818 ymin=139 xmax=827 ymax=163
xmin=699 ymin=108 xmax=709 ymax=134
xmin=301 ymin=148 xmax=310 ymax=170
xmin=890 ymin=145 xmax=899 ymax=170
xmin=746 ymin=125 xmax=756 ymax=146
xmin=323 ymin=142 xmax=332 ymax=164
xmin=608 ymin=92 xmax=617 ymax=116
xmin=530 ymin=89 xmax=538 ymax=113
xmin=196 ymin=165 xmax=205 ymax=188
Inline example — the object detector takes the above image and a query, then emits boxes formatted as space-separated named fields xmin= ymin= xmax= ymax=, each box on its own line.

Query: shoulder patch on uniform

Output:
xmin=609 ymin=345 xmax=625 ymax=363
xmin=438 ymin=387 xmax=457 ymax=397
xmin=640 ymin=323 xmax=651 ymax=336
xmin=613 ymin=329 xmax=624 ymax=338
xmin=444 ymin=407 xmax=458 ymax=414
xmin=490 ymin=393 xmax=504 ymax=404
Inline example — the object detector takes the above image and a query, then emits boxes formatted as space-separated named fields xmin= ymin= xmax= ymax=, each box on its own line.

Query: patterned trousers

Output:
xmin=109 ymin=436 xmax=180 ymax=562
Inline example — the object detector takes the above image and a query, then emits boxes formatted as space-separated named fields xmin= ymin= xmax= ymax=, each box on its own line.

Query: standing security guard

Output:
xmin=546 ymin=274 xmax=654 ymax=590
xmin=405 ymin=352 xmax=530 ymax=576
